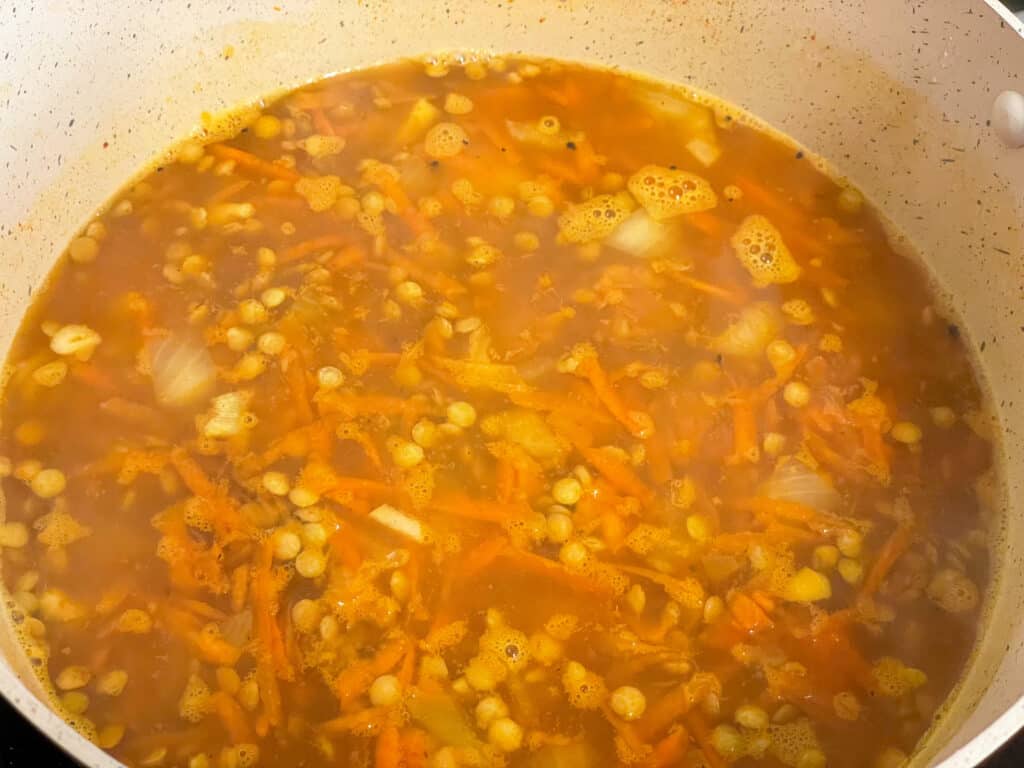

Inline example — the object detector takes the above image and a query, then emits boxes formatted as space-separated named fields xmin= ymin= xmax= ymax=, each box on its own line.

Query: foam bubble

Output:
xmin=544 ymin=613 xmax=579 ymax=641
xmin=872 ymin=657 xmax=928 ymax=697
xmin=178 ymin=673 xmax=212 ymax=722
xmin=768 ymin=718 xmax=820 ymax=767
xmin=34 ymin=509 xmax=91 ymax=548
xmin=627 ymin=165 xmax=717 ymax=220
xmin=561 ymin=661 xmax=607 ymax=710
xmin=425 ymin=122 xmax=469 ymax=159
xmin=730 ymin=215 xmax=802 ymax=286
xmin=479 ymin=626 xmax=531 ymax=672
xmin=926 ymin=568 xmax=979 ymax=614
xmin=558 ymin=192 xmax=634 ymax=244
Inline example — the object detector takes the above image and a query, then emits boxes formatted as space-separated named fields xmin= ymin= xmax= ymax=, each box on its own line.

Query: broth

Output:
xmin=0 ymin=55 xmax=994 ymax=768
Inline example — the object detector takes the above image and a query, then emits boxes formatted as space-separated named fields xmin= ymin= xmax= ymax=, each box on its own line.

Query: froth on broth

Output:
xmin=0 ymin=54 xmax=994 ymax=768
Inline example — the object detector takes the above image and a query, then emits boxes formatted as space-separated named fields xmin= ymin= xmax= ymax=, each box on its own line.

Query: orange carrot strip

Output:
xmin=576 ymin=356 xmax=652 ymax=438
xmin=495 ymin=457 xmax=515 ymax=503
xmin=645 ymin=725 xmax=691 ymax=768
xmin=282 ymin=351 xmax=314 ymax=424
xmin=684 ymin=710 xmax=729 ymax=768
xmin=634 ymin=681 xmax=690 ymax=742
xmin=497 ymin=547 xmax=613 ymax=596
xmin=375 ymin=174 xmax=435 ymax=237
xmin=579 ymin=446 xmax=655 ymax=505
xmin=401 ymin=729 xmax=429 ymax=768
xmin=211 ymin=691 xmax=253 ymax=743
xmin=253 ymin=539 xmax=293 ymax=681
xmin=207 ymin=179 xmax=252 ymax=206
xmin=329 ymin=530 xmax=363 ymax=574
xmin=207 ymin=143 xmax=300 ymax=183
xmin=734 ymin=496 xmax=844 ymax=536
xmin=320 ymin=707 xmax=389 ymax=735
xmin=311 ymin=107 xmax=336 ymax=136
xmin=335 ymin=637 xmax=408 ymax=710
xmin=729 ymin=592 xmax=774 ymax=633
xmin=431 ymin=493 xmax=533 ymax=524
xmin=727 ymin=397 xmax=759 ymax=464
xmin=280 ymin=234 xmax=349 ymax=264
xmin=170 ymin=449 xmax=253 ymax=542
xmin=861 ymin=523 xmax=914 ymax=597
xmin=375 ymin=725 xmax=403 ymax=768
xmin=668 ymin=272 xmax=747 ymax=305
xmin=256 ymin=656 xmax=283 ymax=728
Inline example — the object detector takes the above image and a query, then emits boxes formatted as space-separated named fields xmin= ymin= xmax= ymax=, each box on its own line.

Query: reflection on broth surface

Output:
xmin=0 ymin=55 xmax=994 ymax=768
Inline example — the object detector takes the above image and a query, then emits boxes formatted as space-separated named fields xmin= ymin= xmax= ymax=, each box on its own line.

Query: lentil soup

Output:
xmin=0 ymin=55 xmax=994 ymax=768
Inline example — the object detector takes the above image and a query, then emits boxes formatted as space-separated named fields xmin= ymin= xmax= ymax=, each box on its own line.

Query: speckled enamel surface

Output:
xmin=0 ymin=2 xmax=1022 ymax=766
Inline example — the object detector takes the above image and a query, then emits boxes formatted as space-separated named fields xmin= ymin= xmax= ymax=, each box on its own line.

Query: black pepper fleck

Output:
xmin=565 ymin=141 xmax=576 ymax=150
xmin=947 ymin=323 xmax=960 ymax=340
xmin=795 ymin=151 xmax=805 ymax=159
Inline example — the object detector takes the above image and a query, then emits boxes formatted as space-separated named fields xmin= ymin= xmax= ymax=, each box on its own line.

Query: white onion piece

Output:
xmin=149 ymin=334 xmax=216 ymax=408
xmin=369 ymin=504 xmax=430 ymax=543
xmin=202 ymin=390 xmax=252 ymax=438
xmin=606 ymin=210 xmax=668 ymax=258
xmin=713 ymin=302 xmax=781 ymax=359
xmin=761 ymin=459 xmax=841 ymax=512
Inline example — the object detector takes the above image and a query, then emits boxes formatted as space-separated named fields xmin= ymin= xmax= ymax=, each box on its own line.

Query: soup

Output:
xmin=0 ymin=55 xmax=994 ymax=768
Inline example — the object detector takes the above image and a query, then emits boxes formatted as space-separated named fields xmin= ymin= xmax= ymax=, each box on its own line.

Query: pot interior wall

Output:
xmin=1 ymin=1 xmax=1023 ymax=765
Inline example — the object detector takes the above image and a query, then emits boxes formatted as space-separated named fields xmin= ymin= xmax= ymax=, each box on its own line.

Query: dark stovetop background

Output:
xmin=0 ymin=690 xmax=1020 ymax=767
xmin=1 ymin=0 xmax=1022 ymax=766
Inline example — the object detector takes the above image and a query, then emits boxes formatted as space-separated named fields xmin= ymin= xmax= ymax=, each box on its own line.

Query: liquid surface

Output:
xmin=0 ymin=56 xmax=994 ymax=768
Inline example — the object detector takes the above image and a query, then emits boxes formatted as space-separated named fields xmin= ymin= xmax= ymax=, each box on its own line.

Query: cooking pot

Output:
xmin=1 ymin=1 xmax=1023 ymax=765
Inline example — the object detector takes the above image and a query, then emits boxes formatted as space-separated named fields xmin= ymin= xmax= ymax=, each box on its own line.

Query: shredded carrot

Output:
xmin=645 ymin=725 xmax=691 ymax=768
xmin=576 ymin=355 xmax=653 ymax=438
xmin=684 ymin=709 xmax=729 ymax=768
xmin=578 ymin=445 xmax=654 ymax=505
xmin=401 ymin=729 xmax=429 ymax=768
xmin=282 ymin=350 xmax=314 ymax=425
xmin=207 ymin=143 xmax=300 ymax=183
xmin=728 ymin=592 xmax=774 ymax=633
xmin=280 ymin=234 xmax=350 ymax=264
xmin=667 ymin=271 xmax=747 ymax=305
xmin=375 ymin=725 xmax=403 ymax=768
xmin=634 ymin=681 xmax=691 ymax=742
xmin=335 ymin=637 xmax=408 ymax=710
xmin=170 ymin=449 xmax=253 ymax=543
xmin=320 ymin=707 xmax=389 ymax=735
xmin=727 ymin=397 xmax=759 ymax=464
xmin=311 ymin=107 xmax=336 ymax=136
xmin=498 ymin=547 xmax=613 ymax=596
xmin=431 ymin=493 xmax=532 ymax=524
xmin=211 ymin=691 xmax=253 ymax=743
xmin=861 ymin=523 xmax=914 ymax=597
xmin=329 ymin=525 xmax=363 ymax=573
xmin=252 ymin=539 xmax=294 ymax=681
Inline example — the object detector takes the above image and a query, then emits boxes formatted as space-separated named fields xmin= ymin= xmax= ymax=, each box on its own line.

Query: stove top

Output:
xmin=0 ymin=694 xmax=1019 ymax=768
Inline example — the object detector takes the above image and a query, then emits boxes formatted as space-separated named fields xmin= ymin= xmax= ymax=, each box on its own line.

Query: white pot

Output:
xmin=1 ymin=1 xmax=1023 ymax=765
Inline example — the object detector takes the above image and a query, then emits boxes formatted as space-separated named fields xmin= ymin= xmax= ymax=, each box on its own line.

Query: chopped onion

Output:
xmin=505 ymin=120 xmax=582 ymax=150
xmin=761 ymin=459 xmax=841 ymax=512
xmin=202 ymin=390 xmax=253 ymax=438
xmin=369 ymin=504 xmax=430 ymax=543
xmin=219 ymin=608 xmax=253 ymax=646
xmin=605 ymin=210 xmax=668 ymax=258
xmin=148 ymin=334 xmax=216 ymax=408
xmin=712 ymin=303 xmax=782 ymax=359
xmin=686 ymin=136 xmax=722 ymax=167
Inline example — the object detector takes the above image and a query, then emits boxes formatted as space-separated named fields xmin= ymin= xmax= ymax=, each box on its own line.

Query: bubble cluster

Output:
xmin=624 ymin=524 xmax=671 ymax=556
xmin=926 ymin=568 xmax=979 ymax=614
xmin=627 ymin=165 xmax=717 ymax=220
xmin=294 ymin=175 xmax=344 ymax=213
xmin=35 ymin=509 xmax=91 ymax=549
xmin=730 ymin=215 xmax=802 ymax=286
xmin=178 ymin=673 xmax=212 ymax=723
xmin=480 ymin=625 xmax=531 ymax=672
xmin=544 ymin=613 xmax=579 ymax=641
xmin=425 ymin=122 xmax=469 ymax=159
xmin=561 ymin=661 xmax=607 ymax=710
xmin=558 ymin=192 xmax=634 ymax=244
xmin=401 ymin=462 xmax=436 ymax=511
xmin=183 ymin=497 xmax=213 ymax=532
xmin=872 ymin=657 xmax=928 ymax=697
xmin=769 ymin=718 xmax=821 ymax=767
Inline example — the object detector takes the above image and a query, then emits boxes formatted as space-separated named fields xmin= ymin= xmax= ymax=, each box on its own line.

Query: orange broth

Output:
xmin=0 ymin=55 xmax=994 ymax=768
